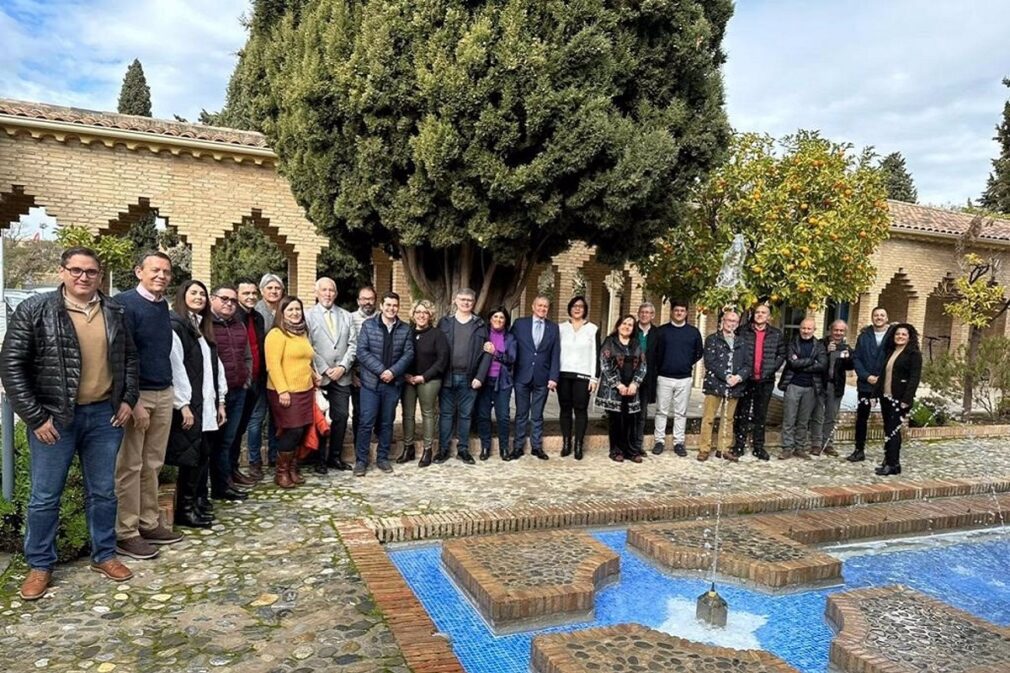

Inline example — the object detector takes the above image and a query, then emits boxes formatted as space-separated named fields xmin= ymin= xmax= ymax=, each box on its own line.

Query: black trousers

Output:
xmin=277 ymin=425 xmax=307 ymax=453
xmin=558 ymin=375 xmax=591 ymax=442
xmin=176 ymin=435 xmax=211 ymax=509
xmin=855 ymin=393 xmax=876 ymax=452
xmin=880 ymin=397 xmax=905 ymax=467
xmin=607 ymin=399 xmax=638 ymax=458
xmin=322 ymin=382 xmax=351 ymax=464
xmin=733 ymin=379 xmax=775 ymax=451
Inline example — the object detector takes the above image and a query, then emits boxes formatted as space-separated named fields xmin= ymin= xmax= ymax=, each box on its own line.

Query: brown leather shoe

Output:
xmin=697 ymin=452 xmax=710 ymax=462
xmin=19 ymin=569 xmax=52 ymax=600
xmin=274 ymin=453 xmax=295 ymax=489
xmin=231 ymin=470 xmax=256 ymax=486
xmin=247 ymin=462 xmax=264 ymax=481
xmin=823 ymin=446 xmax=839 ymax=457
xmin=290 ymin=458 xmax=306 ymax=485
xmin=90 ymin=558 xmax=134 ymax=582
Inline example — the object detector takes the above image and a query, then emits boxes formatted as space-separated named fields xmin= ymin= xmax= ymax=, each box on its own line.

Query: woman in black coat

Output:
xmin=873 ymin=323 xmax=922 ymax=476
xmin=167 ymin=280 xmax=226 ymax=527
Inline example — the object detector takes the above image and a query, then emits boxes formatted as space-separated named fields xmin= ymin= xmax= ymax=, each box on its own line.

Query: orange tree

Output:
xmin=638 ymin=131 xmax=890 ymax=312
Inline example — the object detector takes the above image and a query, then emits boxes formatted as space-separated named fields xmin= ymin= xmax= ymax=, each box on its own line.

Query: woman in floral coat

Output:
xmin=595 ymin=315 xmax=647 ymax=462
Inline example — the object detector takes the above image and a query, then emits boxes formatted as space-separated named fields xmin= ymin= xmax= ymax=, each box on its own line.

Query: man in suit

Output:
xmin=510 ymin=295 xmax=561 ymax=460
xmin=306 ymin=277 xmax=356 ymax=473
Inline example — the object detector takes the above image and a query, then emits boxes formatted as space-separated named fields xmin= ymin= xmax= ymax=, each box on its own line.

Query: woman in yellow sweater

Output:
xmin=265 ymin=296 xmax=320 ymax=488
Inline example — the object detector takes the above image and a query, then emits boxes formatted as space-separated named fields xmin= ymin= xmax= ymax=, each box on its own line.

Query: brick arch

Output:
xmin=876 ymin=270 xmax=918 ymax=323
xmin=97 ymin=197 xmax=187 ymax=245
xmin=210 ymin=208 xmax=298 ymax=288
xmin=1 ymin=185 xmax=38 ymax=229
xmin=922 ymin=275 xmax=956 ymax=361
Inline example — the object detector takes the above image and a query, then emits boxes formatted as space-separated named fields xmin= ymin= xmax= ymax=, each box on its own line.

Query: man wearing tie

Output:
xmin=306 ymin=277 xmax=356 ymax=473
xmin=510 ymin=295 xmax=561 ymax=460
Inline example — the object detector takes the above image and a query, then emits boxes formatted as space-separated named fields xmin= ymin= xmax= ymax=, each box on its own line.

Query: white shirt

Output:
xmin=170 ymin=330 xmax=227 ymax=432
xmin=559 ymin=321 xmax=599 ymax=382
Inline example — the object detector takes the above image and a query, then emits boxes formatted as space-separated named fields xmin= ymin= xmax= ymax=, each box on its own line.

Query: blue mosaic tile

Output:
xmin=388 ymin=530 xmax=1010 ymax=673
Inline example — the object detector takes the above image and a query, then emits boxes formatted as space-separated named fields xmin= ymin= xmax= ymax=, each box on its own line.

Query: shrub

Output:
xmin=922 ymin=336 xmax=1010 ymax=420
xmin=0 ymin=422 xmax=90 ymax=562
xmin=908 ymin=397 xmax=949 ymax=428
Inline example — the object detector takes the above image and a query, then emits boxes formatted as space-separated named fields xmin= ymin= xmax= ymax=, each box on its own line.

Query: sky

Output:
xmin=1 ymin=0 xmax=1008 ymax=216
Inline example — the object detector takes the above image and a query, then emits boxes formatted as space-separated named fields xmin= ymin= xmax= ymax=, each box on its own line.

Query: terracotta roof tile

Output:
xmin=0 ymin=98 xmax=267 ymax=148
xmin=888 ymin=199 xmax=1010 ymax=242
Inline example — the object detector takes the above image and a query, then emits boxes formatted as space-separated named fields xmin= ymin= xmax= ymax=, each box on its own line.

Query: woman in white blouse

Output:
xmin=557 ymin=296 xmax=598 ymax=460
xmin=165 ymin=280 xmax=227 ymax=529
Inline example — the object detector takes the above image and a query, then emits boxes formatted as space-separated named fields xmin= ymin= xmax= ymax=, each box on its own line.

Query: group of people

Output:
xmin=0 ymin=245 xmax=922 ymax=602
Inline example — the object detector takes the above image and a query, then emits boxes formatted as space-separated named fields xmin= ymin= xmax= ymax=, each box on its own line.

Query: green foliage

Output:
xmin=908 ymin=397 xmax=949 ymax=427
xmin=944 ymin=253 xmax=1009 ymax=329
xmin=2 ymin=235 xmax=62 ymax=288
xmin=117 ymin=59 xmax=152 ymax=117
xmin=211 ymin=223 xmax=288 ymax=288
xmin=0 ymin=422 xmax=90 ymax=562
xmin=922 ymin=336 xmax=1010 ymax=419
xmin=56 ymin=225 xmax=133 ymax=275
xmin=980 ymin=78 xmax=1010 ymax=214
xmin=639 ymin=131 xmax=891 ymax=311
xmin=238 ymin=0 xmax=733 ymax=312
xmin=878 ymin=151 xmax=917 ymax=203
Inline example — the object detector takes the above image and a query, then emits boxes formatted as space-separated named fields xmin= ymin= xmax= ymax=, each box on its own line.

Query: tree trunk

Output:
xmin=962 ymin=325 xmax=982 ymax=419
xmin=398 ymin=243 xmax=539 ymax=318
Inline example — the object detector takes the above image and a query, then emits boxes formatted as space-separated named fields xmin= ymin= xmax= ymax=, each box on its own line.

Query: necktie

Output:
xmin=533 ymin=319 xmax=543 ymax=348
xmin=325 ymin=311 xmax=336 ymax=339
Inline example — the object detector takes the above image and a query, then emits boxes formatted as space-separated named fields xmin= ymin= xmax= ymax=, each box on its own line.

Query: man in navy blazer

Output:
xmin=510 ymin=295 xmax=561 ymax=460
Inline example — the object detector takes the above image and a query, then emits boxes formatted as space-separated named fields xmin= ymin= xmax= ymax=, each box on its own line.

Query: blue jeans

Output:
xmin=247 ymin=383 xmax=278 ymax=465
xmin=212 ymin=388 xmax=246 ymax=495
xmin=355 ymin=383 xmax=402 ymax=464
xmin=25 ymin=401 xmax=123 ymax=570
xmin=439 ymin=373 xmax=477 ymax=454
xmin=477 ymin=378 xmax=512 ymax=451
xmin=513 ymin=381 xmax=549 ymax=452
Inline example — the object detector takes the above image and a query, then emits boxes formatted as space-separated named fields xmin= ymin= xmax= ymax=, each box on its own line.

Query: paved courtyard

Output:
xmin=2 ymin=436 xmax=1009 ymax=673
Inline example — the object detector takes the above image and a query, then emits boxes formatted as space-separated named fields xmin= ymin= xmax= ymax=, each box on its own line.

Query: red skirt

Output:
xmin=267 ymin=388 xmax=314 ymax=430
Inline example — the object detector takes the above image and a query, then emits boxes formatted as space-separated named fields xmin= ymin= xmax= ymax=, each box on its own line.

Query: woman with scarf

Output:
xmin=265 ymin=296 xmax=321 ymax=488
xmin=476 ymin=306 xmax=517 ymax=461
xmin=166 ymin=280 xmax=227 ymax=528
xmin=595 ymin=315 xmax=647 ymax=462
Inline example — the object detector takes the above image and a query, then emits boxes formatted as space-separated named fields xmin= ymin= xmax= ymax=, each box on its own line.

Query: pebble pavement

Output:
xmin=2 ymin=436 xmax=1009 ymax=672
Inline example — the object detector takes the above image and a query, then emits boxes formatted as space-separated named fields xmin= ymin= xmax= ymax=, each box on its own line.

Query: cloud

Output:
xmin=723 ymin=0 xmax=1010 ymax=206
xmin=0 ymin=0 xmax=250 ymax=120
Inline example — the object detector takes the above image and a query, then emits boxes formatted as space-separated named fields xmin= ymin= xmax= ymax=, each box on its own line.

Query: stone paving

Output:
xmin=827 ymin=586 xmax=1010 ymax=673
xmin=531 ymin=624 xmax=799 ymax=673
xmin=1 ymin=437 xmax=1009 ymax=672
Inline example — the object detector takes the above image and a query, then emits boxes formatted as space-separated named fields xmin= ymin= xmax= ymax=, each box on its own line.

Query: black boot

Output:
xmin=433 ymin=445 xmax=450 ymax=464
xmin=396 ymin=443 xmax=416 ymax=464
xmin=875 ymin=463 xmax=901 ymax=476
xmin=479 ymin=445 xmax=491 ymax=461
xmin=846 ymin=448 xmax=866 ymax=462
xmin=176 ymin=497 xmax=213 ymax=528
xmin=752 ymin=447 xmax=770 ymax=461
xmin=418 ymin=444 xmax=433 ymax=468
xmin=561 ymin=436 xmax=573 ymax=458
xmin=500 ymin=445 xmax=511 ymax=461
xmin=574 ymin=437 xmax=584 ymax=461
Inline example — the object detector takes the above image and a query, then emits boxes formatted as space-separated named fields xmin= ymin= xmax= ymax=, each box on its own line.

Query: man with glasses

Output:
xmin=350 ymin=285 xmax=377 ymax=442
xmin=435 ymin=289 xmax=490 ymax=464
xmin=233 ymin=279 xmax=268 ymax=480
xmin=210 ymin=286 xmax=253 ymax=500
xmin=306 ymin=277 xmax=356 ymax=473
xmin=115 ymin=251 xmax=184 ymax=560
xmin=1 ymin=247 xmax=139 ymax=599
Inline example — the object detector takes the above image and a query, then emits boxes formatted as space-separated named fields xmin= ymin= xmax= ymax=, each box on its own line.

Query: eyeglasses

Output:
xmin=62 ymin=266 xmax=101 ymax=279
xmin=213 ymin=296 xmax=238 ymax=305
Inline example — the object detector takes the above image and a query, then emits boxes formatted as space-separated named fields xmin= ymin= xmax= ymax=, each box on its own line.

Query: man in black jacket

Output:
xmin=232 ymin=279 xmax=267 ymax=480
xmin=632 ymin=302 xmax=659 ymax=454
xmin=732 ymin=303 xmax=786 ymax=460
xmin=0 ymin=247 xmax=139 ymax=600
xmin=777 ymin=318 xmax=827 ymax=460
xmin=810 ymin=320 xmax=853 ymax=456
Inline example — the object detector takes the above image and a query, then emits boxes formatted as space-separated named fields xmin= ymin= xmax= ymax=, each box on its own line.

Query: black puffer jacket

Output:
xmin=0 ymin=288 xmax=139 ymax=430
xmin=738 ymin=323 xmax=786 ymax=383
xmin=778 ymin=337 xmax=828 ymax=394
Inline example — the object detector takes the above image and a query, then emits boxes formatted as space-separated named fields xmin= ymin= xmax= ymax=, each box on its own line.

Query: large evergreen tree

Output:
xmin=117 ymin=59 xmax=152 ymax=117
xmin=878 ymin=151 xmax=917 ymax=203
xmin=980 ymin=78 xmax=1010 ymax=214
xmin=235 ymin=0 xmax=733 ymax=313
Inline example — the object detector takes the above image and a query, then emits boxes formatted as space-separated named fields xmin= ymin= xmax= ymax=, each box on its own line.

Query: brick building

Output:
xmin=3 ymin=98 xmax=1010 ymax=365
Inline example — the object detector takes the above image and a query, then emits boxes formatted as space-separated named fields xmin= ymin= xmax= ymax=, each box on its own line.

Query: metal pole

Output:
xmin=1 ymin=395 xmax=12 ymax=502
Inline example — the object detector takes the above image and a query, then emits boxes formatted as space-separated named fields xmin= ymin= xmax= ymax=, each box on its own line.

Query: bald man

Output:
xmin=810 ymin=319 xmax=853 ymax=456
xmin=305 ymin=277 xmax=356 ymax=473
xmin=777 ymin=318 xmax=827 ymax=460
